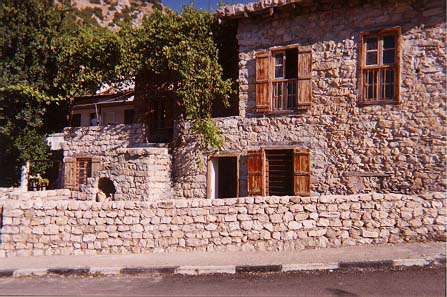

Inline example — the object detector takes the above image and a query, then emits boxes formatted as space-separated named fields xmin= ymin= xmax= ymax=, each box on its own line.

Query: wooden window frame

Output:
xmin=359 ymin=27 xmax=401 ymax=106
xmin=247 ymin=147 xmax=311 ymax=197
xmin=255 ymin=45 xmax=312 ymax=113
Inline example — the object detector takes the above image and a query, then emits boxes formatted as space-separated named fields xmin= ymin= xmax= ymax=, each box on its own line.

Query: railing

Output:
xmin=272 ymin=79 xmax=297 ymax=111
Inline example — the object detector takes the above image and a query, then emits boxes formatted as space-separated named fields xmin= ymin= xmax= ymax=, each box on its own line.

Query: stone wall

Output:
xmin=172 ymin=0 xmax=446 ymax=198
xmin=0 ymin=192 xmax=445 ymax=257
xmin=63 ymin=124 xmax=173 ymax=201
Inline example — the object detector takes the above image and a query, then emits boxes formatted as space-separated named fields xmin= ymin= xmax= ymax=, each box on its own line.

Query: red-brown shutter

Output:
xmin=63 ymin=158 xmax=76 ymax=190
xmin=247 ymin=150 xmax=264 ymax=196
xmin=297 ymin=46 xmax=312 ymax=109
xmin=293 ymin=149 xmax=310 ymax=196
xmin=256 ymin=51 xmax=272 ymax=112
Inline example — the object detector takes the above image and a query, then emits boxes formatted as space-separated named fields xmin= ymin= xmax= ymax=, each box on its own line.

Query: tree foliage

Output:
xmin=121 ymin=7 xmax=234 ymax=150
xmin=0 ymin=0 xmax=64 ymax=185
xmin=0 ymin=1 xmax=235 ymax=185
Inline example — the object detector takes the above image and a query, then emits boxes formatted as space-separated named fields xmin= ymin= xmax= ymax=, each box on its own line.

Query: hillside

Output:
xmin=65 ymin=0 xmax=164 ymax=27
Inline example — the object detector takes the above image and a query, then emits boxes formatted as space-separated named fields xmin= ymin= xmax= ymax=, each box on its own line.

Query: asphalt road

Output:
xmin=0 ymin=266 xmax=444 ymax=297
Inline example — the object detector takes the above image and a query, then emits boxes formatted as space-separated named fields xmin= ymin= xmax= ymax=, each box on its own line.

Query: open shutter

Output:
xmin=63 ymin=158 xmax=76 ymax=190
xmin=256 ymin=51 xmax=272 ymax=112
xmin=293 ymin=149 xmax=310 ymax=196
xmin=247 ymin=150 xmax=264 ymax=196
xmin=297 ymin=46 xmax=312 ymax=109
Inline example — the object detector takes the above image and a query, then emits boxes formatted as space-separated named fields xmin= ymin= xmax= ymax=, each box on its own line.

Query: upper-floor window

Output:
xmin=256 ymin=45 xmax=312 ymax=113
xmin=359 ymin=27 xmax=401 ymax=105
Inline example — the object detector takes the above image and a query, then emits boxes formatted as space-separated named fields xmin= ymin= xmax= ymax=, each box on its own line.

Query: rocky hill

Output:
xmin=64 ymin=0 xmax=164 ymax=27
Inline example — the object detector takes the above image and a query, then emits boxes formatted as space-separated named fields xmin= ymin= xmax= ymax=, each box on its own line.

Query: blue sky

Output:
xmin=162 ymin=0 xmax=253 ymax=13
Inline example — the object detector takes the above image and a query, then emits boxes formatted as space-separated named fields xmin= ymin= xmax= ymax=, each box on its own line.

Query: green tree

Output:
xmin=120 ymin=7 xmax=233 ymax=150
xmin=0 ymin=0 xmax=66 ymax=185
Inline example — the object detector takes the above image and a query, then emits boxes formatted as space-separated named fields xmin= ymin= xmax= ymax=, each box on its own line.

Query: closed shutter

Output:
xmin=247 ymin=150 xmax=264 ymax=196
xmin=297 ymin=46 xmax=312 ymax=109
xmin=256 ymin=51 xmax=272 ymax=112
xmin=63 ymin=158 xmax=76 ymax=190
xmin=293 ymin=149 xmax=310 ymax=196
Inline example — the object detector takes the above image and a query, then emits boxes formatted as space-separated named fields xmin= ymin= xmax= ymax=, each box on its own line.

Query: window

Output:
xmin=102 ymin=111 xmax=116 ymax=125
xmin=71 ymin=113 xmax=81 ymax=127
xmin=124 ymin=109 xmax=135 ymax=124
xmin=76 ymin=158 xmax=92 ymax=186
xmin=148 ymin=98 xmax=173 ymax=143
xmin=256 ymin=45 xmax=312 ymax=112
xmin=247 ymin=148 xmax=310 ymax=196
xmin=207 ymin=156 xmax=239 ymax=199
xmin=359 ymin=27 xmax=401 ymax=104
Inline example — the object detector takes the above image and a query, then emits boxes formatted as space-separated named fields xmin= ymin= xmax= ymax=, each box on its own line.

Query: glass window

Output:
xmin=274 ymin=52 xmax=284 ymax=78
xmin=360 ymin=29 xmax=399 ymax=104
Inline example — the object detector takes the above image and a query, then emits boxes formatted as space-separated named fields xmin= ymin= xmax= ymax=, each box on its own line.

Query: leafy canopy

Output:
xmin=121 ymin=7 xmax=234 ymax=149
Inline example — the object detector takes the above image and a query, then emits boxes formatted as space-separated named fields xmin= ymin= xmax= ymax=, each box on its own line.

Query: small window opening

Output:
xmin=208 ymin=156 xmax=238 ymax=199
xmin=266 ymin=150 xmax=294 ymax=196
xmin=71 ymin=114 xmax=81 ymax=127
xmin=76 ymin=158 xmax=92 ymax=186
xmin=98 ymin=177 xmax=116 ymax=199
xmin=124 ymin=109 xmax=135 ymax=124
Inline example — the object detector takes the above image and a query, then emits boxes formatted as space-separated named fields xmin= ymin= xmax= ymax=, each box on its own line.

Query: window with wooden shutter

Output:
xmin=265 ymin=149 xmax=294 ymax=196
xmin=247 ymin=150 xmax=264 ymax=196
xmin=359 ymin=27 xmax=401 ymax=105
xmin=76 ymin=158 xmax=92 ymax=186
xmin=293 ymin=148 xmax=310 ymax=196
xmin=256 ymin=51 xmax=272 ymax=112
xmin=247 ymin=148 xmax=311 ymax=197
xmin=255 ymin=45 xmax=312 ymax=113
xmin=297 ymin=46 xmax=312 ymax=109
xmin=63 ymin=158 xmax=76 ymax=190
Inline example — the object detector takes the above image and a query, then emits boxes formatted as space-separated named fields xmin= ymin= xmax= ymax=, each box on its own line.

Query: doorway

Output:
xmin=208 ymin=156 xmax=239 ymax=199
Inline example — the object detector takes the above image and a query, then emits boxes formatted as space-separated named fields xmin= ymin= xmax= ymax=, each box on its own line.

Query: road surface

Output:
xmin=0 ymin=266 xmax=444 ymax=296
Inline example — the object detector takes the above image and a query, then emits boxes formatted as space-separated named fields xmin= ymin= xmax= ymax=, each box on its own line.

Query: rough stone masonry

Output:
xmin=0 ymin=192 xmax=445 ymax=257
xmin=173 ymin=0 xmax=446 ymax=199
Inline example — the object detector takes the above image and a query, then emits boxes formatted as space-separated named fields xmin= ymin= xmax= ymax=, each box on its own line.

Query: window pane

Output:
xmin=274 ymin=53 xmax=284 ymax=78
xmin=364 ymin=69 xmax=378 ymax=100
xmin=383 ymin=35 xmax=395 ymax=49
xmin=287 ymin=80 xmax=297 ymax=108
xmin=385 ymin=84 xmax=395 ymax=99
xmin=366 ymin=37 xmax=378 ymax=50
xmin=385 ymin=69 xmax=395 ymax=83
xmin=275 ymin=66 xmax=284 ymax=78
xmin=366 ymin=52 xmax=378 ymax=65
xmin=383 ymin=49 xmax=395 ymax=64
xmin=274 ymin=53 xmax=283 ymax=65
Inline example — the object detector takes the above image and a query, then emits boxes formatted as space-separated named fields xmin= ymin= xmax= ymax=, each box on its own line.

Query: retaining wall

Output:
xmin=0 ymin=192 xmax=445 ymax=257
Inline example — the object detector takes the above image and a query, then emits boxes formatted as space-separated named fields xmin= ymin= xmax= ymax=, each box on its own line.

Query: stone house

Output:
xmin=62 ymin=0 xmax=446 ymax=201
xmin=1 ymin=0 xmax=446 ymax=257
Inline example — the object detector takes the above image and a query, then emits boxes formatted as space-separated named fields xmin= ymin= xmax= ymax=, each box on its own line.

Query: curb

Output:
xmin=1 ymin=257 xmax=444 ymax=278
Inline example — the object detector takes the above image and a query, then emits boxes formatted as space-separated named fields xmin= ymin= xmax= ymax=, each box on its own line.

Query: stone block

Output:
xmin=288 ymin=221 xmax=301 ymax=230
xmin=302 ymin=220 xmax=316 ymax=229
xmin=362 ymin=229 xmax=379 ymax=238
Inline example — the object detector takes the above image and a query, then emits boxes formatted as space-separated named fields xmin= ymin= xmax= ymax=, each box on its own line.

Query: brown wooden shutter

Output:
xmin=297 ymin=46 xmax=312 ymax=109
xmin=293 ymin=149 xmax=310 ymax=196
xmin=256 ymin=51 xmax=272 ymax=112
xmin=247 ymin=150 xmax=264 ymax=196
xmin=63 ymin=158 xmax=76 ymax=190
